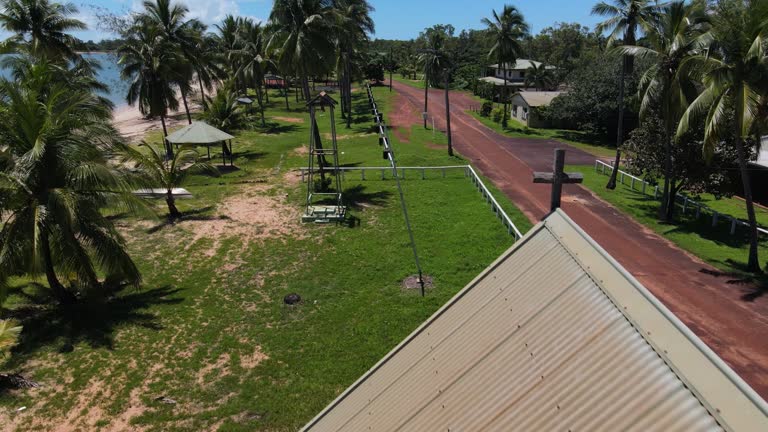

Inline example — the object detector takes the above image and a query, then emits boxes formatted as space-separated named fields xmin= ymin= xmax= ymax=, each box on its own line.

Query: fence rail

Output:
xmin=298 ymin=164 xmax=524 ymax=239
xmin=594 ymin=159 xmax=768 ymax=236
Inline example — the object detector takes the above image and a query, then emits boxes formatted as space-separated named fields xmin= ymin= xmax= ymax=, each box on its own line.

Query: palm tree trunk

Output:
xmin=41 ymin=231 xmax=76 ymax=304
xmin=346 ymin=52 xmax=353 ymax=129
xmin=660 ymin=81 xmax=674 ymax=222
xmin=502 ymin=66 xmax=508 ymax=128
xmin=606 ymin=60 xmax=626 ymax=190
xmin=339 ymin=76 xmax=347 ymax=119
xmin=198 ymin=77 xmax=207 ymax=111
xmin=424 ymin=69 xmax=429 ymax=129
xmin=160 ymin=114 xmax=173 ymax=159
xmin=284 ymin=81 xmax=290 ymax=110
xmin=166 ymin=189 xmax=181 ymax=219
xmin=181 ymin=91 xmax=192 ymax=125
xmin=264 ymin=81 xmax=269 ymax=104
xmin=734 ymin=92 xmax=760 ymax=272
xmin=256 ymin=83 xmax=266 ymax=127
xmin=445 ymin=69 xmax=453 ymax=157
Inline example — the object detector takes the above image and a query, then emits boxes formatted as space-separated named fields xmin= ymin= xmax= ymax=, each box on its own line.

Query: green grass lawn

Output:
xmin=0 ymin=86 xmax=531 ymax=431
xmin=570 ymin=164 xmax=768 ymax=279
xmin=468 ymin=111 xmax=617 ymax=159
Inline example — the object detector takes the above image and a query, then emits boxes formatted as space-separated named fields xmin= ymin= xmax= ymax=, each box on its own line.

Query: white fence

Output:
xmin=298 ymin=164 xmax=524 ymax=239
xmin=594 ymin=160 xmax=768 ymax=236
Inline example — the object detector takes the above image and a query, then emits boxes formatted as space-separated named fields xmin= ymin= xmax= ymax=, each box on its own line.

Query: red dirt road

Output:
xmin=390 ymin=81 xmax=768 ymax=398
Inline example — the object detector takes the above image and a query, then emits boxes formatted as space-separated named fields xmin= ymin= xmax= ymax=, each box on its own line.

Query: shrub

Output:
xmin=491 ymin=107 xmax=504 ymax=123
xmin=480 ymin=101 xmax=493 ymax=117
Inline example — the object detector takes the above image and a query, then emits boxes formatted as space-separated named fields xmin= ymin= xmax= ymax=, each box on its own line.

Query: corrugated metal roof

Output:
xmin=488 ymin=59 xmax=551 ymax=70
xmin=513 ymin=91 xmax=565 ymax=107
xmin=301 ymin=210 xmax=768 ymax=432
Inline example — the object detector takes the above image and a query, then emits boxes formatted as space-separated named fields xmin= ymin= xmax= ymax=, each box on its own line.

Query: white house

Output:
xmin=478 ymin=59 xmax=556 ymax=88
xmin=510 ymin=91 xmax=564 ymax=127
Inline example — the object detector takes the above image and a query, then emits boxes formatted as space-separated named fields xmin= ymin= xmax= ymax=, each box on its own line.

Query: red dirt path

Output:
xmin=390 ymin=81 xmax=768 ymax=398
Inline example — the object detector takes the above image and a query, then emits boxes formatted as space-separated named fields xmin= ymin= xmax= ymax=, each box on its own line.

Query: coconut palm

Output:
xmin=121 ymin=143 xmax=218 ymax=220
xmin=0 ymin=0 xmax=85 ymax=60
xmin=592 ymin=0 xmax=660 ymax=189
xmin=0 ymin=319 xmax=21 ymax=359
xmin=620 ymin=1 xmax=708 ymax=222
xmin=677 ymin=0 xmax=768 ymax=272
xmin=331 ymin=0 xmax=375 ymax=128
xmin=235 ymin=19 xmax=273 ymax=127
xmin=269 ymin=0 xmax=335 ymax=102
xmin=0 ymin=62 xmax=142 ymax=304
xmin=118 ymin=23 xmax=181 ymax=159
xmin=524 ymin=62 xmax=555 ymax=91
xmin=138 ymin=0 xmax=203 ymax=124
xmin=201 ymin=86 xmax=245 ymax=133
xmin=192 ymin=33 xmax=225 ymax=108
xmin=417 ymin=29 xmax=451 ymax=129
xmin=482 ymin=5 xmax=529 ymax=128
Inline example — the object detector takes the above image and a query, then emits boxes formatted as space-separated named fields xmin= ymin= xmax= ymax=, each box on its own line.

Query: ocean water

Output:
xmin=0 ymin=52 xmax=130 ymax=108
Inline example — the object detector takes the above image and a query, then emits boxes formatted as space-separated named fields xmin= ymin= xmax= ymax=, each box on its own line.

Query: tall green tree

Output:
xmin=677 ymin=0 xmax=768 ymax=272
xmin=139 ymin=0 xmax=202 ymax=124
xmin=592 ymin=0 xmax=659 ymax=189
xmin=269 ymin=0 xmax=335 ymax=102
xmin=0 ymin=61 xmax=142 ymax=304
xmin=482 ymin=5 xmax=529 ymax=128
xmin=417 ymin=28 xmax=451 ymax=129
xmin=0 ymin=0 xmax=85 ymax=60
xmin=118 ymin=23 xmax=181 ymax=159
xmin=331 ymin=0 xmax=375 ymax=128
xmin=620 ymin=0 xmax=708 ymax=222
xmin=524 ymin=62 xmax=555 ymax=91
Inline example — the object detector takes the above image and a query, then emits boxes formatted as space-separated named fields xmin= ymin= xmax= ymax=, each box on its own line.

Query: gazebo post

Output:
xmin=221 ymin=140 xmax=226 ymax=166
xmin=229 ymin=140 xmax=234 ymax=165
xmin=207 ymin=144 xmax=211 ymax=160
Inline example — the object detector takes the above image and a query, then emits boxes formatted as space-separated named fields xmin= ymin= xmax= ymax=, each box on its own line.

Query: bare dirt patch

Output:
xmin=292 ymin=145 xmax=309 ymax=156
xmin=273 ymin=116 xmax=304 ymax=124
xmin=240 ymin=346 xmax=269 ymax=369
xmin=197 ymin=353 xmax=231 ymax=386
xmin=402 ymin=275 xmax=435 ymax=291
xmin=183 ymin=184 xmax=305 ymax=257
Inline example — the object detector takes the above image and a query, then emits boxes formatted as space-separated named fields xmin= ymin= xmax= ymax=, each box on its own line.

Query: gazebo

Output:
xmin=165 ymin=122 xmax=236 ymax=166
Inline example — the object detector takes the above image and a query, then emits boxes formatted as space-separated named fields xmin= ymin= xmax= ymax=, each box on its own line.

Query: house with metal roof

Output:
xmin=480 ymin=59 xmax=556 ymax=87
xmin=301 ymin=210 xmax=768 ymax=431
xmin=510 ymin=91 xmax=564 ymax=128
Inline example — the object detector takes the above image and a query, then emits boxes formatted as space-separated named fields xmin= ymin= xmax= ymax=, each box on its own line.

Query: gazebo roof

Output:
xmin=307 ymin=91 xmax=337 ymax=107
xmin=165 ymin=122 xmax=235 ymax=144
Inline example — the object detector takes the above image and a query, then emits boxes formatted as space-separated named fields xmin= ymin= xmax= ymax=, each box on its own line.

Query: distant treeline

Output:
xmin=72 ymin=38 xmax=125 ymax=52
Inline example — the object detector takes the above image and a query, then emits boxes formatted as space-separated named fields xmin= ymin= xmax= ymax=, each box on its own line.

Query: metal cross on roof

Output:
xmin=533 ymin=149 xmax=584 ymax=212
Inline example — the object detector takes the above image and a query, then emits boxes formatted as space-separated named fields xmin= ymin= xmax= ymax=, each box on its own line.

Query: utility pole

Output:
xmin=444 ymin=68 xmax=453 ymax=157
xmin=389 ymin=47 xmax=393 ymax=92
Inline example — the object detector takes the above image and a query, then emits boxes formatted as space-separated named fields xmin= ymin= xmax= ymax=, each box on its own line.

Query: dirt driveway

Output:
xmin=390 ymin=80 xmax=768 ymax=398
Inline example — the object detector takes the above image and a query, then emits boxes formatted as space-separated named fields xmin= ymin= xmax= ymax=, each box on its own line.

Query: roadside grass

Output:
xmin=0 ymin=86 xmax=531 ymax=431
xmin=466 ymin=110 xmax=617 ymax=159
xmin=570 ymin=165 xmax=768 ymax=282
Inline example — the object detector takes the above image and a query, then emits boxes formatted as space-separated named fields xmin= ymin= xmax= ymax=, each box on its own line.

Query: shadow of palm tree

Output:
xmin=3 ymin=285 xmax=184 ymax=361
xmin=146 ymin=206 xmax=218 ymax=233
xmin=342 ymin=184 xmax=392 ymax=210
xmin=258 ymin=122 xmax=301 ymax=135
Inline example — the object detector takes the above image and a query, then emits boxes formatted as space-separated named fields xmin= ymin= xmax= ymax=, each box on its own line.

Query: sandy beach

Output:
xmin=112 ymin=92 xmax=202 ymax=142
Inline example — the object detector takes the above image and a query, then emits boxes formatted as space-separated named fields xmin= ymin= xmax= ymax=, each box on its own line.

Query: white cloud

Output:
xmin=131 ymin=0 xmax=242 ymax=26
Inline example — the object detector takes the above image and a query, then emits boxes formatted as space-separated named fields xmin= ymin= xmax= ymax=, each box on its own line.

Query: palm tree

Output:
xmin=620 ymin=1 xmax=708 ymax=222
xmin=118 ymin=23 xmax=181 ymax=159
xmin=192 ymin=33 xmax=225 ymax=109
xmin=269 ymin=0 xmax=335 ymax=102
xmin=482 ymin=5 xmax=529 ymax=128
xmin=418 ymin=29 xmax=451 ymax=129
xmin=0 ymin=319 xmax=21 ymax=358
xmin=677 ymin=0 xmax=768 ymax=272
xmin=524 ymin=62 xmax=555 ymax=91
xmin=122 ymin=143 xmax=218 ymax=219
xmin=139 ymin=0 xmax=202 ymax=124
xmin=331 ymin=0 xmax=375 ymax=128
xmin=235 ymin=19 xmax=273 ymax=127
xmin=201 ymin=86 xmax=245 ymax=133
xmin=0 ymin=0 xmax=85 ymax=60
xmin=0 ymin=61 xmax=142 ymax=304
xmin=593 ymin=0 xmax=659 ymax=190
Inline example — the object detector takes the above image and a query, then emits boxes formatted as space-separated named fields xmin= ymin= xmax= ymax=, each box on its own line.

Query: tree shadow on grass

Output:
xmin=257 ymin=122 xmax=301 ymax=135
xmin=146 ymin=206 xmax=218 ymax=233
xmin=342 ymin=184 xmax=392 ymax=211
xmin=3 ymin=285 xmax=184 ymax=362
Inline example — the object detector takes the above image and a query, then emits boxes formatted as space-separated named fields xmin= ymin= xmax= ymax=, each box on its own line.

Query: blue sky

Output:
xmin=1 ymin=0 xmax=602 ymax=41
